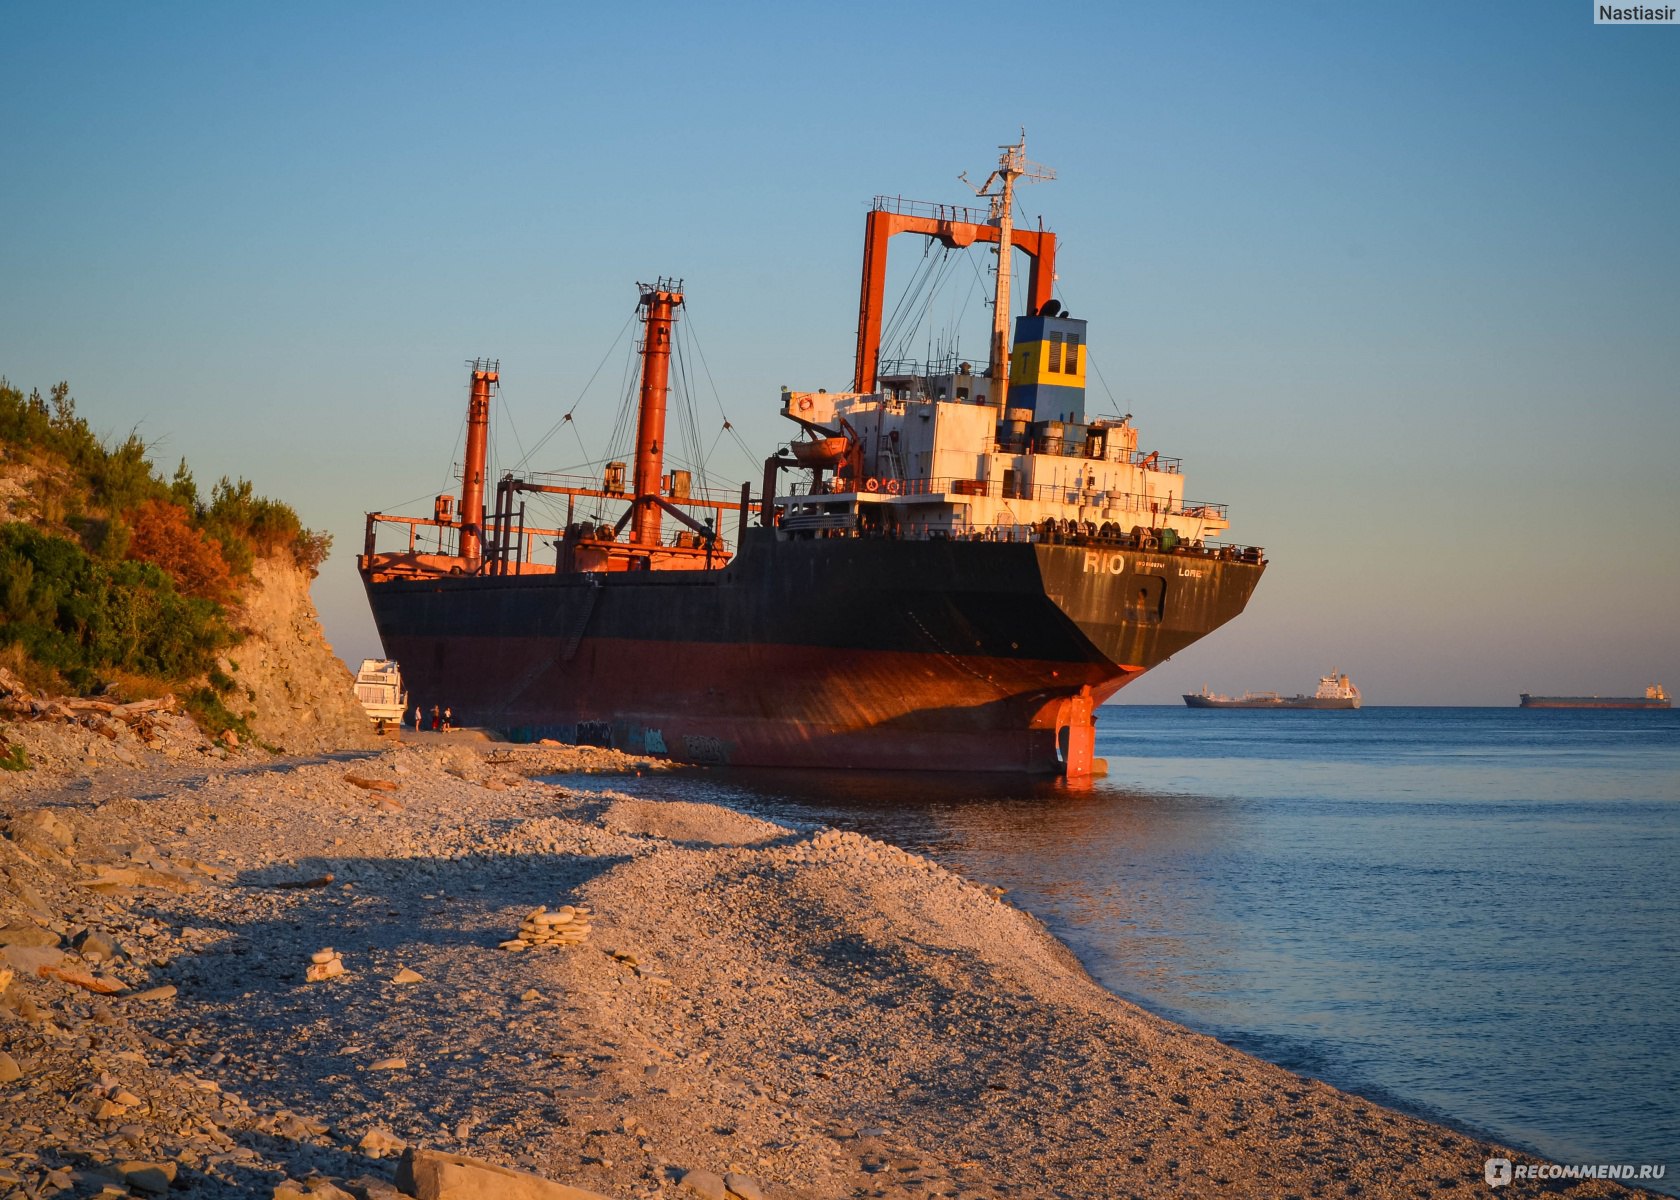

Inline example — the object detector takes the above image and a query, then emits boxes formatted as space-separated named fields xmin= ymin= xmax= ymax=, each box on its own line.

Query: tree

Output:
xmin=125 ymin=499 xmax=234 ymax=601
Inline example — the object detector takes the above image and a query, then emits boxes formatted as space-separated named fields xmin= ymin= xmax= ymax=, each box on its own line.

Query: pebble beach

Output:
xmin=0 ymin=718 xmax=1658 ymax=1199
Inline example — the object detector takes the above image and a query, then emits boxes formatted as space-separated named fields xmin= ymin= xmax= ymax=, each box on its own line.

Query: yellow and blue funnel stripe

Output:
xmin=1010 ymin=314 xmax=1088 ymax=421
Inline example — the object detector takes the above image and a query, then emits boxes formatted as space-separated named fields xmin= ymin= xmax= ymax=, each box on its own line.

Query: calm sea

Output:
xmin=553 ymin=707 xmax=1680 ymax=1183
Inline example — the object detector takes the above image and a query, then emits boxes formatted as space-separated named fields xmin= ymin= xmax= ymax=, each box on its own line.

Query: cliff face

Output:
xmin=221 ymin=557 xmax=376 ymax=753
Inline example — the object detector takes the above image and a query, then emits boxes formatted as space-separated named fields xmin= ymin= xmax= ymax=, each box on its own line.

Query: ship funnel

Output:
xmin=460 ymin=359 xmax=498 ymax=562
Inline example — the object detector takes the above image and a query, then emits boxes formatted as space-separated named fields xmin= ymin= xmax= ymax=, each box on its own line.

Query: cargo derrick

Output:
xmin=359 ymin=137 xmax=1268 ymax=776
xmin=360 ymin=283 xmax=741 ymax=584
xmin=458 ymin=363 xmax=494 ymax=562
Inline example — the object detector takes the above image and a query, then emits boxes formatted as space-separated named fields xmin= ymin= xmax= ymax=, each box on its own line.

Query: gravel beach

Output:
xmin=0 ymin=721 xmax=1655 ymax=1199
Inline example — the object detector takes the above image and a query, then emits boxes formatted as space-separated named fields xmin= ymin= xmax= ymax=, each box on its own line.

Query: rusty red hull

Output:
xmin=363 ymin=531 xmax=1264 ymax=774
xmin=372 ymin=634 xmax=1132 ymax=772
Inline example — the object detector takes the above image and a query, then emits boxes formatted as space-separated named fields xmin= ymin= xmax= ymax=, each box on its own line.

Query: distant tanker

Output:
xmin=1184 ymin=672 xmax=1360 ymax=710
xmin=1519 ymin=685 xmax=1670 ymax=710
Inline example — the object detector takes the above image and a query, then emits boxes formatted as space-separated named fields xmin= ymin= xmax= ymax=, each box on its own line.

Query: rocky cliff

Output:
xmin=220 ymin=557 xmax=377 ymax=753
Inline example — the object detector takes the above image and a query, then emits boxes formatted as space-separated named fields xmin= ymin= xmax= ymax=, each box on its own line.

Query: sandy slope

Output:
xmin=0 ymin=737 xmax=1654 ymax=1199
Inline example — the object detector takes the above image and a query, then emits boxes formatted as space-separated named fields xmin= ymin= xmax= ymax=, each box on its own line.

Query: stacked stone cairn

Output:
xmin=305 ymin=947 xmax=346 ymax=982
xmin=501 ymin=904 xmax=592 ymax=951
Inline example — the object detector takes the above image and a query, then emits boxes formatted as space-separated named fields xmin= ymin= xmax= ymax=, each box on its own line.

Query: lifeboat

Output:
xmin=789 ymin=436 xmax=851 ymax=468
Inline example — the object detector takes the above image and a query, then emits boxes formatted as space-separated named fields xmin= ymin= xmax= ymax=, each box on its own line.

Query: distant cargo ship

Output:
xmin=1184 ymin=672 xmax=1361 ymax=710
xmin=1519 ymin=685 xmax=1669 ymax=710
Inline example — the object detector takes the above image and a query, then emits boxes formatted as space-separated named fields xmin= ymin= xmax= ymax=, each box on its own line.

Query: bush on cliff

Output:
xmin=126 ymin=498 xmax=237 ymax=601
xmin=0 ymin=377 xmax=331 ymax=576
xmin=0 ymin=522 xmax=232 ymax=694
xmin=0 ymin=376 xmax=327 ymax=720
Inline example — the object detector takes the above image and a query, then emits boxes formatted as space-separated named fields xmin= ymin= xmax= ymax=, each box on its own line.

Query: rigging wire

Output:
xmin=1053 ymin=282 xmax=1122 ymax=410
xmin=514 ymin=308 xmax=639 ymax=470
xmin=679 ymin=309 xmax=765 ymax=481
xmin=671 ymin=324 xmax=708 ymax=494
xmin=602 ymin=323 xmax=643 ymax=473
xmin=491 ymin=374 xmax=530 ymax=489
xmin=877 ymin=243 xmax=941 ymax=358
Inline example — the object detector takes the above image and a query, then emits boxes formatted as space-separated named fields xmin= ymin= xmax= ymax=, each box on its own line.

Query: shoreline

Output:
xmin=541 ymin=759 xmax=1628 ymax=1184
xmin=1 ymin=727 xmax=1659 ymax=1198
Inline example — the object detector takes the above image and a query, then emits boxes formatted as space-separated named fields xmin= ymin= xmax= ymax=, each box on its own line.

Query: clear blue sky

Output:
xmin=4 ymin=2 xmax=1675 ymax=704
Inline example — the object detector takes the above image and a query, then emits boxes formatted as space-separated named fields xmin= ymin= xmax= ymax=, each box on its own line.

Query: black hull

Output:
xmin=362 ymin=530 xmax=1264 ymax=772
xmin=1519 ymin=696 xmax=1671 ymax=710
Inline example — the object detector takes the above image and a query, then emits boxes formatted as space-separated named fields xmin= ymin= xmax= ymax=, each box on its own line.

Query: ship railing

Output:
xmin=942 ymin=520 xmax=1261 ymax=560
xmin=876 ymin=356 xmax=981 ymax=384
xmin=362 ymin=508 xmax=740 ymax=574
xmin=362 ymin=510 xmax=569 ymax=565
xmin=871 ymin=195 xmax=991 ymax=226
xmin=513 ymin=469 xmax=744 ymax=507
xmin=776 ymin=510 xmax=1264 ymax=561
xmin=785 ymin=476 xmax=1227 ymax=521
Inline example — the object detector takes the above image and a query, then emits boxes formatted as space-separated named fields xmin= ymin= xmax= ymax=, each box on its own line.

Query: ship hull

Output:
xmin=1519 ymin=695 xmax=1671 ymax=710
xmin=363 ymin=531 xmax=1264 ymax=773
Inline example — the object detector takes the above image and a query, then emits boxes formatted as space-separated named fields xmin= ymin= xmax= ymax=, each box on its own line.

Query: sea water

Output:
xmin=552 ymin=707 xmax=1680 ymax=1183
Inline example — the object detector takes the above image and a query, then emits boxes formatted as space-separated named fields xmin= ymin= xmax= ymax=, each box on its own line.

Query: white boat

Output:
xmin=353 ymin=659 xmax=409 ymax=724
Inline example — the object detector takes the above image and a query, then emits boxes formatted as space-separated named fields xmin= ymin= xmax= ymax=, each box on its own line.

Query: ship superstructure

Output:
xmin=358 ymin=138 xmax=1267 ymax=775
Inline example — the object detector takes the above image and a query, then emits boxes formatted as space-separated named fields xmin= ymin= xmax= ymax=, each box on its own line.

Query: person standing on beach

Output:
xmin=443 ymin=706 xmax=453 ymax=731
xmin=431 ymin=705 xmax=441 ymax=732
xmin=413 ymin=705 xmax=423 ymax=734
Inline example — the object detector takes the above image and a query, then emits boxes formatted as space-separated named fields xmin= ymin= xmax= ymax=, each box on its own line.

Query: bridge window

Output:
xmin=1064 ymin=335 xmax=1081 ymax=375
xmin=1047 ymin=333 xmax=1063 ymax=373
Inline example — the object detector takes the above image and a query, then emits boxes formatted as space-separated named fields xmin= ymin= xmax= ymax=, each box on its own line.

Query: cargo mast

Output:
xmin=965 ymin=134 xmax=1054 ymax=411
xmin=460 ymin=359 xmax=498 ymax=561
xmin=632 ymin=280 xmax=684 ymax=548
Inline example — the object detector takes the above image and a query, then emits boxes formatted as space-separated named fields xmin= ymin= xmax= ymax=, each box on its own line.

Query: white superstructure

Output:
xmin=776 ymin=379 xmax=1232 ymax=547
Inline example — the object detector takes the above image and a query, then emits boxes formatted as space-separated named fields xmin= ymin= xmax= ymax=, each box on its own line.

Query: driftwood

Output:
xmin=344 ymin=774 xmax=401 ymax=792
xmin=0 ymin=666 xmax=180 ymax=727
xmin=37 ymin=964 xmax=125 ymax=994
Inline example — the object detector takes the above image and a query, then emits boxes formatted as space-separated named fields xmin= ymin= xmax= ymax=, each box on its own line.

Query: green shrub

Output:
xmin=184 ymin=686 xmax=254 ymax=743
xmin=0 ymin=522 xmax=233 ymax=689
xmin=1 ymin=374 xmax=333 ymax=740
xmin=0 ymin=743 xmax=28 ymax=772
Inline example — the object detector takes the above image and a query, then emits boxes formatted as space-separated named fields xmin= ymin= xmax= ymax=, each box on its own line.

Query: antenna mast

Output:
xmin=964 ymin=131 xmax=1055 ymax=410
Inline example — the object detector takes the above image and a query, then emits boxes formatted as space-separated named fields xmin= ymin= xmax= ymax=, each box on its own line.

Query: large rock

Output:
xmin=678 ymin=1170 xmax=728 ymax=1200
xmin=5 ymin=809 xmax=75 ymax=857
xmin=114 ymin=1161 xmax=177 ymax=1195
xmin=224 ymin=555 xmax=378 ymax=753
xmin=394 ymin=1149 xmax=610 ymax=1200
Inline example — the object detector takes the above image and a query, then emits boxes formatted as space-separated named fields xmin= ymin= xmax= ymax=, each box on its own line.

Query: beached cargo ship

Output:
xmin=1519 ymin=685 xmax=1670 ymax=710
xmin=1184 ymin=672 xmax=1361 ymax=710
xmin=358 ymin=138 xmax=1266 ymax=775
